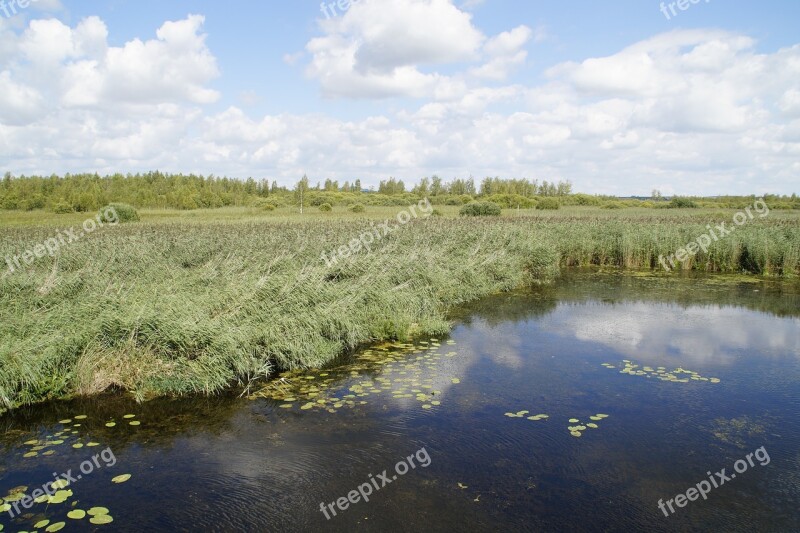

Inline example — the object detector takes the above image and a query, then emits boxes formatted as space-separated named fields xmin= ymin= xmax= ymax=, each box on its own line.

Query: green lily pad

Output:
xmin=111 ymin=474 xmax=131 ymax=484
xmin=34 ymin=520 xmax=50 ymax=529
xmin=45 ymin=522 xmax=66 ymax=532
xmin=89 ymin=514 xmax=114 ymax=525
xmin=67 ymin=509 xmax=87 ymax=519
xmin=87 ymin=507 xmax=110 ymax=516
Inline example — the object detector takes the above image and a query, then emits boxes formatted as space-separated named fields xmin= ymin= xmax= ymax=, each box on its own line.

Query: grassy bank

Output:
xmin=1 ymin=207 xmax=798 ymax=413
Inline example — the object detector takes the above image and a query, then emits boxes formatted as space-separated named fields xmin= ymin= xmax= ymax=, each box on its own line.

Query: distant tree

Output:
xmin=295 ymin=175 xmax=310 ymax=214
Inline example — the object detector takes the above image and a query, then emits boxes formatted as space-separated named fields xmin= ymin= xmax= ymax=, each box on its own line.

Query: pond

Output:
xmin=1 ymin=271 xmax=799 ymax=532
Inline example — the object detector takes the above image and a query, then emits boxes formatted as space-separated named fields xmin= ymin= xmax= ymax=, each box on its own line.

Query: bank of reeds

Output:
xmin=1 ymin=212 xmax=798 ymax=412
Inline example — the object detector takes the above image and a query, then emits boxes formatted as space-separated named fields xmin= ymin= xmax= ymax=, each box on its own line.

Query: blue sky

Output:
xmin=1 ymin=0 xmax=798 ymax=194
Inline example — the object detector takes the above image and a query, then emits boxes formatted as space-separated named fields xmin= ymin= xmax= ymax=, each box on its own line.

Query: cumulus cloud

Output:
xmin=305 ymin=0 xmax=531 ymax=99
xmin=0 ymin=8 xmax=798 ymax=195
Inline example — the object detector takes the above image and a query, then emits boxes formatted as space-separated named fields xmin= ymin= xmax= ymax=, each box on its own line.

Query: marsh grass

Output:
xmin=0 ymin=207 xmax=798 ymax=412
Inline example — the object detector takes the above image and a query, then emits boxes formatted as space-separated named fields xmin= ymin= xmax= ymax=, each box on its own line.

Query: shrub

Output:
xmin=349 ymin=203 xmax=365 ymax=213
xmin=572 ymin=193 xmax=600 ymax=206
xmin=53 ymin=202 xmax=74 ymax=214
xmin=484 ymin=194 xmax=536 ymax=209
xmin=101 ymin=203 xmax=139 ymax=223
xmin=668 ymin=197 xmax=698 ymax=208
xmin=536 ymin=198 xmax=561 ymax=210
xmin=319 ymin=203 xmax=333 ymax=212
xmin=263 ymin=204 xmax=276 ymax=211
xmin=430 ymin=209 xmax=443 ymax=217
xmin=601 ymin=201 xmax=625 ymax=210
xmin=459 ymin=201 xmax=502 ymax=217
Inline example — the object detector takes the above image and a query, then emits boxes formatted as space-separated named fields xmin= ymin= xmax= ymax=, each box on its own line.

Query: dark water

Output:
xmin=2 ymin=271 xmax=799 ymax=532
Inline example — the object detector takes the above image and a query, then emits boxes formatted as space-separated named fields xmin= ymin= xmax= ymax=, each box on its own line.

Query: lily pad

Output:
xmin=111 ymin=474 xmax=131 ymax=484
xmin=67 ymin=509 xmax=87 ymax=519
xmin=45 ymin=522 xmax=66 ymax=532
xmin=89 ymin=514 xmax=114 ymax=525
xmin=87 ymin=507 xmax=110 ymax=516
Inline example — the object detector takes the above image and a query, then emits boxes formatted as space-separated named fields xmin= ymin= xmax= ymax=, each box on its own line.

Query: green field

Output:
xmin=1 ymin=204 xmax=799 ymax=414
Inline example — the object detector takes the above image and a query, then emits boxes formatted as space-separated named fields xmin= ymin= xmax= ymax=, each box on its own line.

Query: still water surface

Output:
xmin=1 ymin=272 xmax=799 ymax=532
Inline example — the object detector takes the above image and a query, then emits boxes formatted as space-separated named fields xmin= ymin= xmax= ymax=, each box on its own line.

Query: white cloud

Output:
xmin=0 ymin=10 xmax=798 ymax=196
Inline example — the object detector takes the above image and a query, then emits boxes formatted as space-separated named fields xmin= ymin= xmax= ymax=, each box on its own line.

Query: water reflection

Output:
xmin=0 ymin=271 xmax=798 ymax=532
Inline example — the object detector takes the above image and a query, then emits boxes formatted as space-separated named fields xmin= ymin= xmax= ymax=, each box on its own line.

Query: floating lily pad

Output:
xmin=569 ymin=418 xmax=579 ymax=423
xmin=129 ymin=421 xmax=141 ymax=426
xmin=123 ymin=414 xmax=136 ymax=419
xmin=58 ymin=420 xmax=72 ymax=424
xmin=105 ymin=422 xmax=116 ymax=428
xmin=87 ymin=507 xmax=110 ymax=516
xmin=112 ymin=474 xmax=131 ymax=484
xmin=45 ymin=522 xmax=65 ymax=532
xmin=67 ymin=509 xmax=86 ymax=519
xmin=34 ymin=520 xmax=50 ymax=529
xmin=89 ymin=514 xmax=114 ymax=525
xmin=51 ymin=479 xmax=69 ymax=489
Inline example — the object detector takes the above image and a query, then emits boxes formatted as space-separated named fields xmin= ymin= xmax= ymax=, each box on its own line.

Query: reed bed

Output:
xmin=1 ymin=210 xmax=798 ymax=412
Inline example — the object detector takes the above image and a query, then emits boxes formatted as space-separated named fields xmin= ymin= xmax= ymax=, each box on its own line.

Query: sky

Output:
xmin=0 ymin=0 xmax=798 ymax=195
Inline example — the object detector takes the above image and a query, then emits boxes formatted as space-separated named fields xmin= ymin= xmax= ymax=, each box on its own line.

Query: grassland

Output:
xmin=1 ymin=205 xmax=798 ymax=413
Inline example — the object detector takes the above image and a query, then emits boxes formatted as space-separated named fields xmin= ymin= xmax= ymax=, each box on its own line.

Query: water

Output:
xmin=2 ymin=271 xmax=799 ymax=532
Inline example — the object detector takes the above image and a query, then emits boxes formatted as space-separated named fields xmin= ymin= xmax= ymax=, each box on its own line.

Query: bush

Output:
xmin=459 ymin=201 xmax=502 ymax=217
xmin=251 ymin=198 xmax=276 ymax=210
xmin=536 ymin=198 xmax=561 ymax=210
xmin=430 ymin=209 xmax=443 ymax=217
xmin=349 ymin=203 xmax=365 ymax=213
xmin=101 ymin=203 xmax=139 ymax=223
xmin=319 ymin=203 xmax=333 ymax=212
xmin=601 ymin=201 xmax=625 ymax=210
xmin=484 ymin=194 xmax=536 ymax=209
xmin=668 ymin=197 xmax=698 ymax=208
xmin=571 ymin=193 xmax=600 ymax=206
xmin=53 ymin=202 xmax=74 ymax=214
